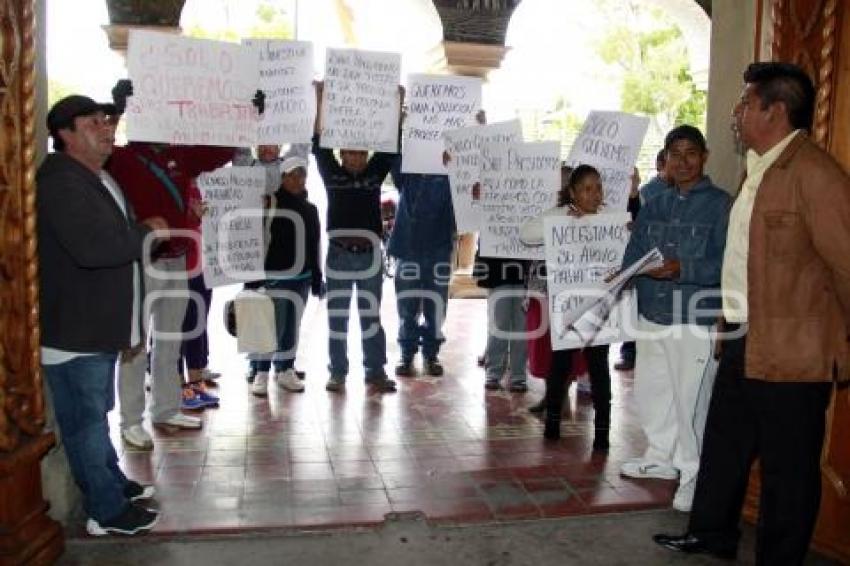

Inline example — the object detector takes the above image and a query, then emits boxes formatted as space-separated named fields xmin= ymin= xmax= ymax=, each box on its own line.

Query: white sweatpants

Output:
xmin=634 ymin=317 xmax=718 ymax=486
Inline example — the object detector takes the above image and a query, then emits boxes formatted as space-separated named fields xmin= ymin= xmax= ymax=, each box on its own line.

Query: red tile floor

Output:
xmin=96 ymin=282 xmax=676 ymax=536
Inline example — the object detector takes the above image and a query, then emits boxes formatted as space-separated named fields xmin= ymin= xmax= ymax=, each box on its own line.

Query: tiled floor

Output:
xmin=97 ymin=283 xmax=676 ymax=536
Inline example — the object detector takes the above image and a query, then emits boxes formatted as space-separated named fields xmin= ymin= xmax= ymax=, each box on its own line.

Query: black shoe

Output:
xmin=543 ymin=416 xmax=561 ymax=440
xmin=652 ymin=533 xmax=736 ymax=560
xmin=613 ymin=359 xmax=635 ymax=371
xmin=366 ymin=371 xmax=397 ymax=393
xmin=395 ymin=359 xmax=415 ymax=377
xmin=528 ymin=397 xmax=546 ymax=414
xmin=509 ymin=382 xmax=528 ymax=393
xmin=86 ymin=504 xmax=160 ymax=536
xmin=484 ymin=380 xmax=501 ymax=391
xmin=295 ymin=370 xmax=306 ymax=380
xmin=424 ymin=358 xmax=444 ymax=377
xmin=123 ymin=480 xmax=156 ymax=502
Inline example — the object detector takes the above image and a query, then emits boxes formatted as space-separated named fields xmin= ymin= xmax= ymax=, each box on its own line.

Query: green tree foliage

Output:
xmin=595 ymin=6 xmax=706 ymax=134
xmin=185 ymin=1 xmax=294 ymax=42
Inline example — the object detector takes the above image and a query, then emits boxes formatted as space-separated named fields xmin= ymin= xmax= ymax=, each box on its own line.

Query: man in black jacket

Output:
xmin=37 ymin=95 xmax=166 ymax=536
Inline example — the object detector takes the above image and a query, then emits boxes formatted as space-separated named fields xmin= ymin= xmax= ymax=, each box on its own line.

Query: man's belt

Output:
xmin=330 ymin=237 xmax=374 ymax=254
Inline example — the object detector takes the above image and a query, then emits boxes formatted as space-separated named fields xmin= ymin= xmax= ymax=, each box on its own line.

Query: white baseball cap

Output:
xmin=281 ymin=156 xmax=307 ymax=174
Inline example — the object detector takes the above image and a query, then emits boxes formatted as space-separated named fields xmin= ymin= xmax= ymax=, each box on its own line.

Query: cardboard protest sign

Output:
xmin=320 ymin=48 xmax=401 ymax=152
xmin=543 ymin=213 xmax=636 ymax=350
xmin=244 ymin=39 xmax=315 ymax=144
xmin=199 ymin=166 xmax=266 ymax=288
xmin=126 ymin=30 xmax=260 ymax=146
xmin=565 ymin=111 xmax=649 ymax=211
xmin=443 ymin=120 xmax=522 ymax=233
xmin=478 ymin=141 xmax=560 ymax=259
xmin=401 ymin=74 xmax=481 ymax=174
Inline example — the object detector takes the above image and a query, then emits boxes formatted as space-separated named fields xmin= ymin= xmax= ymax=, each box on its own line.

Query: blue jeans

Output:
xmin=43 ymin=354 xmax=129 ymax=522
xmin=326 ymin=243 xmax=387 ymax=378
xmin=251 ymin=278 xmax=310 ymax=373
xmin=484 ymin=285 xmax=528 ymax=386
xmin=394 ymin=253 xmax=451 ymax=361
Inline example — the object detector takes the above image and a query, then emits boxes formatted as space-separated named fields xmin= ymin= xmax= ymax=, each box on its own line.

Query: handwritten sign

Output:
xmin=320 ymin=48 xmax=401 ymax=152
xmin=199 ymin=166 xmax=265 ymax=288
xmin=544 ymin=213 xmax=636 ymax=350
xmin=126 ymin=30 xmax=260 ymax=146
xmin=443 ymin=120 xmax=522 ymax=233
xmin=401 ymin=74 xmax=481 ymax=174
xmin=565 ymin=111 xmax=649 ymax=212
xmin=244 ymin=39 xmax=316 ymax=144
xmin=478 ymin=141 xmax=560 ymax=259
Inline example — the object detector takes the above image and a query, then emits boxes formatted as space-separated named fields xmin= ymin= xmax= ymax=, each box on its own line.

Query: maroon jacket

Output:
xmin=107 ymin=143 xmax=234 ymax=257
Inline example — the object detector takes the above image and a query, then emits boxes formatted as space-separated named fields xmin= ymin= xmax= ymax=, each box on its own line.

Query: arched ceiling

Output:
xmin=103 ymin=1 xmax=712 ymax=37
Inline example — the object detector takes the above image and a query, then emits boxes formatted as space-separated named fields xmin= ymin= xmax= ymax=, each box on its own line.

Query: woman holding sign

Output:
xmin=521 ymin=165 xmax=613 ymax=449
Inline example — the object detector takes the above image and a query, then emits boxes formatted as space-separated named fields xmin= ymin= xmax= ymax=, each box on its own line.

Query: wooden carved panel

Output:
xmin=770 ymin=0 xmax=844 ymax=147
xmin=0 ymin=0 xmax=43 ymax=452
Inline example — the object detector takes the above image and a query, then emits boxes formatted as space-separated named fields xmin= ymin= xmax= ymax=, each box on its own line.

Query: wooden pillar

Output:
xmin=0 ymin=0 xmax=64 ymax=563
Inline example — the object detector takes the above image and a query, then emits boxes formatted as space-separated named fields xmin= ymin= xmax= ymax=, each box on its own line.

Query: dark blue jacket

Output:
xmin=388 ymin=159 xmax=456 ymax=259
xmin=622 ymin=176 xmax=730 ymax=326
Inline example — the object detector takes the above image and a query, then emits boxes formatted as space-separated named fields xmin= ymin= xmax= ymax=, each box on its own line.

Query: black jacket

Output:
xmin=262 ymin=189 xmax=323 ymax=293
xmin=37 ymin=152 xmax=149 ymax=352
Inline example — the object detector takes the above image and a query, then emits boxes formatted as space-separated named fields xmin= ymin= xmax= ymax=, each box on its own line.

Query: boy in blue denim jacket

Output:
xmin=619 ymin=125 xmax=730 ymax=514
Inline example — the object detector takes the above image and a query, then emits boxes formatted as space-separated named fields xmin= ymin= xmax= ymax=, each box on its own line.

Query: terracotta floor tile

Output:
xmin=94 ymin=292 xmax=660 ymax=536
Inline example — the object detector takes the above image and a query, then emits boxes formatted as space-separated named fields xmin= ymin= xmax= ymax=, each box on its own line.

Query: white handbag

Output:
xmin=234 ymin=290 xmax=277 ymax=354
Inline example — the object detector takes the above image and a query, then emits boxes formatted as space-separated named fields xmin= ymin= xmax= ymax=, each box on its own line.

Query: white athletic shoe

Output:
xmin=121 ymin=424 xmax=153 ymax=450
xmin=251 ymin=371 xmax=269 ymax=396
xmin=277 ymin=369 xmax=305 ymax=392
xmin=153 ymin=413 xmax=202 ymax=429
xmin=619 ymin=459 xmax=679 ymax=481
xmin=672 ymin=479 xmax=696 ymax=512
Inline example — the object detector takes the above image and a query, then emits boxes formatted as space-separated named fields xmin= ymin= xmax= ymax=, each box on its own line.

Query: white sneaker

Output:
xmin=121 ymin=424 xmax=153 ymax=450
xmin=277 ymin=369 xmax=305 ymax=392
xmin=672 ymin=479 xmax=696 ymax=512
xmin=251 ymin=371 xmax=269 ymax=396
xmin=619 ymin=459 xmax=679 ymax=480
xmin=153 ymin=413 xmax=202 ymax=429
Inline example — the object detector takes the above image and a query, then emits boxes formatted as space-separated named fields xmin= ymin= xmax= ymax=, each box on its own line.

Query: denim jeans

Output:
xmin=484 ymin=285 xmax=528 ymax=385
xmin=326 ymin=243 xmax=387 ymax=378
xmin=251 ymin=278 xmax=310 ymax=373
xmin=180 ymin=273 xmax=212 ymax=372
xmin=394 ymin=253 xmax=451 ymax=361
xmin=44 ymin=354 xmax=129 ymax=522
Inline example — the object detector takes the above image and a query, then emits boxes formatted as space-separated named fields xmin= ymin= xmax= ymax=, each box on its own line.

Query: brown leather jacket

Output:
xmin=745 ymin=133 xmax=850 ymax=382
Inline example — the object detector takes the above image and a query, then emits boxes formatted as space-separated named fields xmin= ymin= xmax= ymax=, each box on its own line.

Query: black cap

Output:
xmin=46 ymin=95 xmax=117 ymax=134
xmin=664 ymin=124 xmax=707 ymax=152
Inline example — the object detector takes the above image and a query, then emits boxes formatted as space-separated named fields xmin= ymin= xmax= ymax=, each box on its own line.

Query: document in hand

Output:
xmin=556 ymin=247 xmax=663 ymax=346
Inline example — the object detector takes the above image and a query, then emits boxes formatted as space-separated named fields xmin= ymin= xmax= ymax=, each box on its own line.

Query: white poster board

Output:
xmin=126 ymin=30 xmax=260 ymax=146
xmin=199 ymin=166 xmax=266 ymax=288
xmin=320 ymin=48 xmax=401 ymax=152
xmin=565 ymin=111 xmax=649 ymax=212
xmin=244 ymin=39 xmax=316 ymax=144
xmin=401 ymin=74 xmax=481 ymax=174
xmin=443 ymin=120 xmax=523 ymax=233
xmin=478 ymin=141 xmax=560 ymax=259
xmin=544 ymin=213 xmax=636 ymax=350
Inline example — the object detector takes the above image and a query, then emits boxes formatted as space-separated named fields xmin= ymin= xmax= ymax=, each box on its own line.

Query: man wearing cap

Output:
xmin=38 ymin=94 xmax=165 ymax=535
xmin=105 ymin=80 xmax=248 ymax=448
xmin=619 ymin=124 xmax=730 ymax=514
xmin=247 ymin=155 xmax=324 ymax=396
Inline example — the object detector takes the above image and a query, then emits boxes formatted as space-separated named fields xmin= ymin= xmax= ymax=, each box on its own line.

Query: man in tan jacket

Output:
xmin=653 ymin=62 xmax=850 ymax=563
